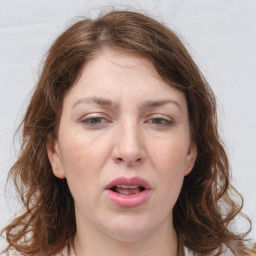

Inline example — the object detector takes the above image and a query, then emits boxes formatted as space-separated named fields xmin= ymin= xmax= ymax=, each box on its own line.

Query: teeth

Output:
xmin=116 ymin=185 xmax=139 ymax=189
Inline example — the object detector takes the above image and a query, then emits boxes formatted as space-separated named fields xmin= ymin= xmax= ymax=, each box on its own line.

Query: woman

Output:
xmin=1 ymin=9 xmax=254 ymax=256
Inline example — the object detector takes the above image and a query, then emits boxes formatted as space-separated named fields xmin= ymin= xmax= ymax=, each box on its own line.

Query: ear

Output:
xmin=46 ymin=134 xmax=66 ymax=179
xmin=184 ymin=143 xmax=197 ymax=176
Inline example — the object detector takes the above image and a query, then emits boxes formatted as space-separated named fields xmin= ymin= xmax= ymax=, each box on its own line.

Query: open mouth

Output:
xmin=105 ymin=177 xmax=151 ymax=207
xmin=110 ymin=185 xmax=146 ymax=195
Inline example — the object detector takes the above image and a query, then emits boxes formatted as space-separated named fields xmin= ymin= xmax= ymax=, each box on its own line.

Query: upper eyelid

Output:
xmin=78 ymin=112 xmax=174 ymax=121
xmin=79 ymin=112 xmax=110 ymax=120
xmin=146 ymin=117 xmax=174 ymax=124
xmin=145 ymin=113 xmax=174 ymax=120
xmin=78 ymin=114 xmax=111 ymax=127
xmin=79 ymin=116 xmax=111 ymax=127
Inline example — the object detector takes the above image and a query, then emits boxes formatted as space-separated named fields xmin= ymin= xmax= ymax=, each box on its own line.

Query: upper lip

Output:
xmin=105 ymin=176 xmax=152 ymax=190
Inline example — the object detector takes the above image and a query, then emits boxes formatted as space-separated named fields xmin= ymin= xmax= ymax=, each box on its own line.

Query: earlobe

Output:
xmin=185 ymin=143 xmax=197 ymax=176
xmin=46 ymin=135 xmax=66 ymax=179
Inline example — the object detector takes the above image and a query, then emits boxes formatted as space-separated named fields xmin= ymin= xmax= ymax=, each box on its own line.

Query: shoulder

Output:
xmin=8 ymin=248 xmax=22 ymax=256
xmin=8 ymin=246 xmax=76 ymax=256
xmin=55 ymin=246 xmax=68 ymax=256
xmin=55 ymin=245 xmax=76 ymax=256
xmin=184 ymin=247 xmax=194 ymax=256
xmin=184 ymin=247 xmax=234 ymax=256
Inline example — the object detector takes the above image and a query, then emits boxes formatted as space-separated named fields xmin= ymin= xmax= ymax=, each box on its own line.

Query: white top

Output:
xmin=57 ymin=246 xmax=194 ymax=256
xmin=56 ymin=245 xmax=76 ymax=256
xmin=57 ymin=246 xmax=232 ymax=256
xmin=10 ymin=244 xmax=231 ymax=255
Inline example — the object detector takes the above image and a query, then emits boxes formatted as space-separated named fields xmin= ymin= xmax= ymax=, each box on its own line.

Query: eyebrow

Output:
xmin=141 ymin=99 xmax=181 ymax=110
xmin=72 ymin=97 xmax=114 ymax=109
xmin=72 ymin=97 xmax=181 ymax=110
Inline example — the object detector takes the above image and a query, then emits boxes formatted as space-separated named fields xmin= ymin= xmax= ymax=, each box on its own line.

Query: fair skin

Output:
xmin=47 ymin=48 xmax=197 ymax=256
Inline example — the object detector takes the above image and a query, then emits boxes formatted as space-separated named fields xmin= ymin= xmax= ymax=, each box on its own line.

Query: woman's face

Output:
xmin=47 ymin=49 xmax=197 ymax=242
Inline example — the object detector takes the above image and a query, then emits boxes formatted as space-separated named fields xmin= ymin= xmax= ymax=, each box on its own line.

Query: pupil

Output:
xmin=91 ymin=117 xmax=101 ymax=123
xmin=153 ymin=118 xmax=161 ymax=124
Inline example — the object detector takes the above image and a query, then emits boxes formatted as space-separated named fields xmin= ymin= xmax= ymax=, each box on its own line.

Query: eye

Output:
xmin=146 ymin=116 xmax=174 ymax=127
xmin=80 ymin=115 xmax=111 ymax=128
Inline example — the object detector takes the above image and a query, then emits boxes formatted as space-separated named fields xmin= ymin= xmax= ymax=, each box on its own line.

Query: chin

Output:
xmin=102 ymin=214 xmax=158 ymax=243
xmin=108 ymin=228 xmax=150 ymax=243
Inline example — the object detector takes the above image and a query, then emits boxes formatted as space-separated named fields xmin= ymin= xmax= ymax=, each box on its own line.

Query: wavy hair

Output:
xmin=1 ymin=9 xmax=253 ymax=256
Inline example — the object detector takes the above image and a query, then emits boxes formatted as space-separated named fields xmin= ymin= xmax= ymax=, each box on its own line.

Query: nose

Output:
xmin=112 ymin=119 xmax=146 ymax=166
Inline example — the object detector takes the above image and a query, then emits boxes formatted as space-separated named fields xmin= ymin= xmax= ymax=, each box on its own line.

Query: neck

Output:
xmin=73 ymin=218 xmax=178 ymax=256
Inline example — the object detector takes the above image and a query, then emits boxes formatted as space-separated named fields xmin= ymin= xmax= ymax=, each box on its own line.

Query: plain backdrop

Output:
xmin=0 ymin=0 xmax=255 ymax=249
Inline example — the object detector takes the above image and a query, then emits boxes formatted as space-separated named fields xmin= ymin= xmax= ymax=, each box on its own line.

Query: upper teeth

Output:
xmin=116 ymin=185 xmax=139 ymax=189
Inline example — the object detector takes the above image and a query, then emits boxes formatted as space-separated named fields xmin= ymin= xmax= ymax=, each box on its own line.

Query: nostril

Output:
xmin=113 ymin=153 xmax=145 ymax=165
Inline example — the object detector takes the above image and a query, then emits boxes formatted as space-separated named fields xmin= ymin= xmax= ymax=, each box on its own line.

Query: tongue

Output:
xmin=114 ymin=187 xmax=141 ymax=195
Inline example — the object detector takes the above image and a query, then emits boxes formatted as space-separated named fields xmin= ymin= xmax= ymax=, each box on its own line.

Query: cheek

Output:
xmin=59 ymin=129 xmax=109 ymax=171
xmin=157 ymin=150 xmax=185 ymax=192
xmin=59 ymin=144 xmax=100 ymax=214
xmin=57 ymin=128 xmax=115 ymax=200
xmin=150 ymin=138 xmax=189 ymax=205
xmin=153 ymin=138 xmax=189 ymax=174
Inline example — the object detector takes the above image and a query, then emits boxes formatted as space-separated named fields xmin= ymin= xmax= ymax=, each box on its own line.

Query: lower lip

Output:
xmin=105 ymin=189 xmax=151 ymax=208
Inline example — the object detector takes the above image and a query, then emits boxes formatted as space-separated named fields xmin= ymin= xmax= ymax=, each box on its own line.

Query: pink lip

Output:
xmin=105 ymin=176 xmax=152 ymax=208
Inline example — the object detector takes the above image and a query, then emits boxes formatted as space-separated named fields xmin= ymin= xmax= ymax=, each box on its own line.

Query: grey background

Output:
xmin=0 ymin=0 xmax=255 ymax=248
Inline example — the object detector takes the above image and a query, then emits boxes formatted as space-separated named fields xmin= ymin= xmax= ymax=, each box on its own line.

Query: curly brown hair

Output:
xmin=1 ymin=9 xmax=253 ymax=256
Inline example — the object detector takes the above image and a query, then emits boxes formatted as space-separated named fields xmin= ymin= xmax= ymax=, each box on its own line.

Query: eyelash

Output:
xmin=80 ymin=116 xmax=110 ymax=127
xmin=80 ymin=115 xmax=174 ymax=128
xmin=146 ymin=117 xmax=173 ymax=127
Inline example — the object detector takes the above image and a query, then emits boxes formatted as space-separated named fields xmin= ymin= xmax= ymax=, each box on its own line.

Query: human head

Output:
xmin=4 ymin=9 xmax=246 ymax=255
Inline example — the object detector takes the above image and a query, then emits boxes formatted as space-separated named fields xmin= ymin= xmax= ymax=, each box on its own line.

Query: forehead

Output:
xmin=64 ymin=48 xmax=187 ymax=109
xmin=82 ymin=48 xmax=161 ymax=83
